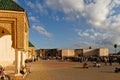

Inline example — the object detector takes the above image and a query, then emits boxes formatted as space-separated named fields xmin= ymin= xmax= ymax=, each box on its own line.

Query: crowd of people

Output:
xmin=61 ymin=56 xmax=120 ymax=68
xmin=81 ymin=56 xmax=120 ymax=68
xmin=87 ymin=56 xmax=120 ymax=65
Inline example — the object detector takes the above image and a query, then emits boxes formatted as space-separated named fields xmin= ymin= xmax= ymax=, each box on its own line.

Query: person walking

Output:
xmin=104 ymin=57 xmax=108 ymax=66
xmin=118 ymin=57 xmax=120 ymax=65
xmin=109 ymin=57 xmax=112 ymax=66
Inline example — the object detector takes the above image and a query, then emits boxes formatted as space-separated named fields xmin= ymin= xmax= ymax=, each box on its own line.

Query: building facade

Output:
xmin=75 ymin=48 xmax=109 ymax=57
xmin=0 ymin=0 xmax=29 ymax=74
xmin=28 ymin=42 xmax=36 ymax=60
xmin=61 ymin=49 xmax=75 ymax=58
xmin=36 ymin=49 xmax=58 ymax=59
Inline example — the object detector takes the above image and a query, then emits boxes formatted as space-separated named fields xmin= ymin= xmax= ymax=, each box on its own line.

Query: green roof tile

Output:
xmin=29 ymin=41 xmax=34 ymax=47
xmin=0 ymin=0 xmax=24 ymax=11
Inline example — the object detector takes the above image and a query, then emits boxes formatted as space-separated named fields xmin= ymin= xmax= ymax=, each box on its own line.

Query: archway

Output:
xmin=0 ymin=27 xmax=15 ymax=67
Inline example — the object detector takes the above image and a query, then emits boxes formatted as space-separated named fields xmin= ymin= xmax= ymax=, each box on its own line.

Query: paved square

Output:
xmin=25 ymin=60 xmax=120 ymax=80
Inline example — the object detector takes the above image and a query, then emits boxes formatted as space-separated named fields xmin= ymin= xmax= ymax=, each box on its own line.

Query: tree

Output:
xmin=117 ymin=51 xmax=120 ymax=55
xmin=114 ymin=44 xmax=117 ymax=54
xmin=89 ymin=46 xmax=92 ymax=49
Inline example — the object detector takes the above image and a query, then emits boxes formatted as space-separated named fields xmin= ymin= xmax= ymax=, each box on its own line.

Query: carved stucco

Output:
xmin=0 ymin=23 xmax=12 ymax=36
xmin=0 ymin=10 xmax=29 ymax=50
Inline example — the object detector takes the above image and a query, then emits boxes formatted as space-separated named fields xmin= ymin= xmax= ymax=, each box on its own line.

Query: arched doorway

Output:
xmin=0 ymin=27 xmax=15 ymax=67
xmin=0 ymin=35 xmax=15 ymax=66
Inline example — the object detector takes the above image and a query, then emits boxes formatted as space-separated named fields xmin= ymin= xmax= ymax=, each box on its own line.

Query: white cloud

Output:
xmin=75 ymin=28 xmax=120 ymax=52
xmin=76 ymin=28 xmax=96 ymax=39
xmin=45 ymin=0 xmax=84 ymax=14
xmin=32 ymin=25 xmax=53 ymax=39
xmin=44 ymin=0 xmax=120 ymax=52
xmin=73 ymin=41 xmax=95 ymax=49
xmin=26 ymin=0 xmax=120 ymax=34
xmin=29 ymin=16 xmax=37 ymax=22
xmin=44 ymin=0 xmax=120 ymax=30
xmin=26 ymin=1 xmax=48 ymax=14
xmin=26 ymin=1 xmax=35 ymax=9
xmin=25 ymin=0 xmax=120 ymax=52
xmin=36 ymin=2 xmax=48 ymax=14
xmin=85 ymin=0 xmax=110 ymax=28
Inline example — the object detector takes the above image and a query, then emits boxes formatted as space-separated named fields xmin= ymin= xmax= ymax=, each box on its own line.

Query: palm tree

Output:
xmin=89 ymin=46 xmax=92 ymax=49
xmin=114 ymin=44 xmax=117 ymax=54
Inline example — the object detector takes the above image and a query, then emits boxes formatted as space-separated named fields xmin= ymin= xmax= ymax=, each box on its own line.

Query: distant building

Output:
xmin=61 ymin=49 xmax=75 ymax=57
xmin=75 ymin=48 xmax=109 ymax=57
xmin=36 ymin=49 xmax=58 ymax=59
xmin=28 ymin=42 xmax=36 ymax=60
xmin=36 ymin=49 xmax=45 ymax=58
xmin=98 ymin=48 xmax=109 ymax=56
xmin=74 ymin=49 xmax=83 ymax=57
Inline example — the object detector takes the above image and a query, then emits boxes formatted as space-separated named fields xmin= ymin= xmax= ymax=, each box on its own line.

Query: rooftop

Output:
xmin=0 ymin=0 xmax=24 ymax=11
xmin=29 ymin=41 xmax=34 ymax=47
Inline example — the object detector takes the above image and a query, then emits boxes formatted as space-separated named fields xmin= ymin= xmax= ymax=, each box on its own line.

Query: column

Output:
xmin=15 ymin=49 xmax=21 ymax=75
xmin=21 ymin=51 xmax=25 ymax=67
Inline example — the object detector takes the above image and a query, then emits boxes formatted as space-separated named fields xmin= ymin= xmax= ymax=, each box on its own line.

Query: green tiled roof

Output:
xmin=0 ymin=0 xmax=24 ymax=11
xmin=29 ymin=41 xmax=34 ymax=47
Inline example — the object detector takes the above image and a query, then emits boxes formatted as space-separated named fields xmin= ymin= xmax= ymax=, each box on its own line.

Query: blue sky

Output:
xmin=14 ymin=0 xmax=120 ymax=53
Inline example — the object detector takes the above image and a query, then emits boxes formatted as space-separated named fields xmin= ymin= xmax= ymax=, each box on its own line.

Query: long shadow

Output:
xmin=72 ymin=67 xmax=88 ymax=69
xmin=73 ymin=67 xmax=116 ymax=73
xmin=100 ymin=70 xmax=115 ymax=73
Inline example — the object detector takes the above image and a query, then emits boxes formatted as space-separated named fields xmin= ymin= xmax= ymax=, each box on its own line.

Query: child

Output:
xmin=93 ymin=62 xmax=101 ymax=67
xmin=83 ymin=62 xmax=88 ymax=68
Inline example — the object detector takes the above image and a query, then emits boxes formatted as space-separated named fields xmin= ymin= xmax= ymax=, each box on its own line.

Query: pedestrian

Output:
xmin=118 ymin=57 xmax=120 ymax=65
xmin=109 ymin=57 xmax=112 ymax=66
xmin=104 ymin=57 xmax=108 ymax=66
xmin=83 ymin=62 xmax=88 ymax=68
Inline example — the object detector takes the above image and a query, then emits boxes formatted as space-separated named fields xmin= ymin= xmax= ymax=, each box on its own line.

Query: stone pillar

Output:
xmin=21 ymin=51 xmax=25 ymax=67
xmin=15 ymin=49 xmax=21 ymax=74
xmin=26 ymin=51 xmax=28 ymax=59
